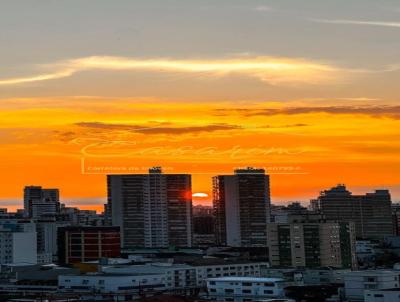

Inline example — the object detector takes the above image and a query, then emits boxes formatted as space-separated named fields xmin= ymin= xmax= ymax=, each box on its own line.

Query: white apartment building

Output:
xmin=365 ymin=288 xmax=400 ymax=302
xmin=206 ymin=276 xmax=285 ymax=299
xmin=59 ymin=273 xmax=165 ymax=293
xmin=194 ymin=262 xmax=268 ymax=287
xmin=344 ymin=270 xmax=400 ymax=301
xmin=0 ymin=230 xmax=37 ymax=265
xmin=100 ymin=261 xmax=269 ymax=289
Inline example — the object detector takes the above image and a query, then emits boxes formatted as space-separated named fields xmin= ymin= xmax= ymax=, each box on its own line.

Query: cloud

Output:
xmin=310 ymin=18 xmax=400 ymax=29
xmin=75 ymin=121 xmax=242 ymax=134
xmin=216 ymin=105 xmax=400 ymax=119
xmin=255 ymin=5 xmax=274 ymax=12
xmin=0 ymin=55 xmax=340 ymax=86
xmin=261 ymin=123 xmax=309 ymax=128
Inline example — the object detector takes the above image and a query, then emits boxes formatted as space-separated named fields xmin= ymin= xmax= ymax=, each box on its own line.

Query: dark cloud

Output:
xmin=216 ymin=106 xmax=400 ymax=119
xmin=75 ymin=122 xmax=242 ymax=134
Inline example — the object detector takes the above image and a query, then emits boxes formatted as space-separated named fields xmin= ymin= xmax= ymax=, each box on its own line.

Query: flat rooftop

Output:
xmin=207 ymin=277 xmax=284 ymax=282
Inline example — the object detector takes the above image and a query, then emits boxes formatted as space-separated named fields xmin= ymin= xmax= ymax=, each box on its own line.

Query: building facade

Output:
xmin=267 ymin=218 xmax=357 ymax=269
xmin=101 ymin=261 xmax=269 ymax=288
xmin=317 ymin=185 xmax=392 ymax=240
xmin=0 ymin=229 xmax=37 ymax=265
xmin=107 ymin=167 xmax=193 ymax=249
xmin=206 ymin=277 xmax=285 ymax=299
xmin=213 ymin=168 xmax=271 ymax=247
xmin=57 ymin=226 xmax=121 ymax=264
xmin=365 ymin=289 xmax=400 ymax=302
xmin=344 ymin=270 xmax=400 ymax=301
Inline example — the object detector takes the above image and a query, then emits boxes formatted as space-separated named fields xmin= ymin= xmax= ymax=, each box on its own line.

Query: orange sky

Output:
xmin=0 ymin=97 xmax=399 ymax=212
xmin=1 ymin=1 xmax=400 ymax=211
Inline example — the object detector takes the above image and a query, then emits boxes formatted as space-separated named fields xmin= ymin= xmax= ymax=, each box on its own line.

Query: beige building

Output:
xmin=267 ymin=216 xmax=357 ymax=269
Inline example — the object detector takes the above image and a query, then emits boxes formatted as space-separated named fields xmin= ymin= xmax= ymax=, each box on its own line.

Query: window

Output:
xmin=210 ymin=281 xmax=216 ymax=285
xmin=242 ymin=282 xmax=252 ymax=287
xmin=209 ymin=289 xmax=216 ymax=293
xmin=264 ymin=282 xmax=274 ymax=287
xmin=365 ymin=284 xmax=377 ymax=289
xmin=225 ymin=289 xmax=234 ymax=293
xmin=264 ymin=290 xmax=273 ymax=294
xmin=242 ymin=289 xmax=251 ymax=294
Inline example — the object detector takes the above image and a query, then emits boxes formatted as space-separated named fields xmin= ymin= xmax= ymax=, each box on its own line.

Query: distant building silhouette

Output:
xmin=23 ymin=186 xmax=60 ymax=218
xmin=317 ymin=184 xmax=392 ymax=240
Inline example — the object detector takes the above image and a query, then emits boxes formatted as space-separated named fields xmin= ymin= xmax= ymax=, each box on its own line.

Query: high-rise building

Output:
xmin=267 ymin=214 xmax=357 ymax=269
xmin=106 ymin=167 xmax=193 ymax=249
xmin=391 ymin=203 xmax=400 ymax=236
xmin=23 ymin=186 xmax=60 ymax=218
xmin=213 ymin=167 xmax=271 ymax=247
xmin=317 ymin=185 xmax=392 ymax=240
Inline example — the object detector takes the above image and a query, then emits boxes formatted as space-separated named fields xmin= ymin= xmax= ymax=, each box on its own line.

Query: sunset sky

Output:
xmin=1 ymin=0 xmax=399 ymax=211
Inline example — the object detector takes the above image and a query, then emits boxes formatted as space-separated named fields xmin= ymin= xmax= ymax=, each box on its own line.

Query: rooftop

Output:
xmin=345 ymin=270 xmax=398 ymax=276
xmin=207 ymin=277 xmax=284 ymax=282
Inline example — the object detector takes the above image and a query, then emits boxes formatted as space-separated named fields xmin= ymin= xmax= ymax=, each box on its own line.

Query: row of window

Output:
xmin=209 ymin=288 xmax=274 ymax=295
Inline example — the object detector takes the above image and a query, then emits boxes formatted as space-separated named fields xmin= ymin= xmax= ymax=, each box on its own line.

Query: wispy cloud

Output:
xmin=216 ymin=105 xmax=400 ymax=119
xmin=310 ymin=18 xmax=400 ymax=28
xmin=0 ymin=56 xmax=340 ymax=86
xmin=75 ymin=121 xmax=242 ymax=135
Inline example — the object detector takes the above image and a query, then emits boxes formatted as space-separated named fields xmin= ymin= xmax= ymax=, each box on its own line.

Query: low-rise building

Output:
xmin=0 ymin=227 xmax=37 ymax=265
xmin=57 ymin=226 xmax=120 ymax=264
xmin=365 ymin=288 xmax=400 ymax=302
xmin=101 ymin=261 xmax=269 ymax=289
xmin=206 ymin=276 xmax=285 ymax=299
xmin=57 ymin=261 xmax=268 ymax=300
xmin=344 ymin=270 xmax=400 ymax=301
xmin=59 ymin=273 xmax=165 ymax=294
xmin=301 ymin=268 xmax=349 ymax=285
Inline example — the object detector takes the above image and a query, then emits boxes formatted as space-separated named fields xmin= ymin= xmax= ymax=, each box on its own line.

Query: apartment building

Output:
xmin=106 ymin=167 xmax=192 ymax=249
xmin=267 ymin=216 xmax=357 ymax=269
xmin=213 ymin=167 xmax=271 ymax=247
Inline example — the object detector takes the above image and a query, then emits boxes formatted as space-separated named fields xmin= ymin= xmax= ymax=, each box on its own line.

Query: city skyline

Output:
xmin=1 ymin=174 xmax=396 ymax=213
xmin=1 ymin=0 xmax=399 ymax=211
